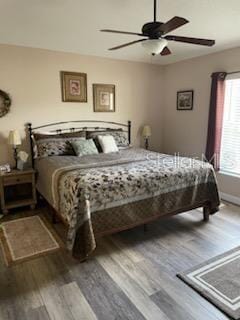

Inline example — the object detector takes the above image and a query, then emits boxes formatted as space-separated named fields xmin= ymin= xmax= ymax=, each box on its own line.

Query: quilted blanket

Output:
xmin=36 ymin=148 xmax=220 ymax=260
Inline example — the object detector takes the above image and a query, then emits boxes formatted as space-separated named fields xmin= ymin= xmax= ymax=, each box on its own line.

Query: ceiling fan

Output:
xmin=100 ymin=0 xmax=215 ymax=56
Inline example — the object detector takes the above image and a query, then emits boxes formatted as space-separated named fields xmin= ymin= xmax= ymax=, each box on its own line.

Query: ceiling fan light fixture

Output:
xmin=142 ymin=38 xmax=168 ymax=54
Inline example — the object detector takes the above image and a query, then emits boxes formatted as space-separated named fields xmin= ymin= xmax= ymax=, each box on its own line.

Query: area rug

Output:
xmin=0 ymin=215 xmax=61 ymax=266
xmin=178 ymin=247 xmax=240 ymax=319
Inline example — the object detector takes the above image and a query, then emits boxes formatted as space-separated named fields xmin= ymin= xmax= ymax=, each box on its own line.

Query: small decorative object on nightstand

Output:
xmin=17 ymin=151 xmax=29 ymax=171
xmin=0 ymin=169 xmax=37 ymax=215
xmin=142 ymin=125 xmax=152 ymax=150
xmin=8 ymin=130 xmax=21 ymax=169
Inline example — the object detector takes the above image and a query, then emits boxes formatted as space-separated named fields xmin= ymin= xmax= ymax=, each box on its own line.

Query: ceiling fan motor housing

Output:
xmin=142 ymin=22 xmax=163 ymax=38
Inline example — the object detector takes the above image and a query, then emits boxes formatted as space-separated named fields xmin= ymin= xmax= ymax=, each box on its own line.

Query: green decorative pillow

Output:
xmin=71 ymin=139 xmax=99 ymax=157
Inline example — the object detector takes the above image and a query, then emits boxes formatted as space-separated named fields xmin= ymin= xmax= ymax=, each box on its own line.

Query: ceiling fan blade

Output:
xmin=157 ymin=16 xmax=189 ymax=35
xmin=109 ymin=39 xmax=147 ymax=51
xmin=161 ymin=47 xmax=171 ymax=56
xmin=101 ymin=29 xmax=144 ymax=36
xmin=165 ymin=35 xmax=215 ymax=46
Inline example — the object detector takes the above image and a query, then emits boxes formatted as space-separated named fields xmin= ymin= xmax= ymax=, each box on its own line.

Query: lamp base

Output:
xmin=13 ymin=147 xmax=18 ymax=170
xmin=145 ymin=138 xmax=149 ymax=150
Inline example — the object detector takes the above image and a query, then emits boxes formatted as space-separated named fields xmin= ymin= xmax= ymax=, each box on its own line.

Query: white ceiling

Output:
xmin=0 ymin=0 xmax=240 ymax=65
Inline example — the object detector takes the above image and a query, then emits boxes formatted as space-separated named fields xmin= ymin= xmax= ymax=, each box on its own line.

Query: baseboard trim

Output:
xmin=220 ymin=192 xmax=240 ymax=206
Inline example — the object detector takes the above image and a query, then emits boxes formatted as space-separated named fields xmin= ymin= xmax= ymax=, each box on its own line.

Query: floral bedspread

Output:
xmin=36 ymin=148 xmax=220 ymax=260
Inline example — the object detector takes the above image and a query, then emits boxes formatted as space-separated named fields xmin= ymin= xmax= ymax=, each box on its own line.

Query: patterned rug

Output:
xmin=0 ymin=216 xmax=61 ymax=266
xmin=178 ymin=246 xmax=240 ymax=319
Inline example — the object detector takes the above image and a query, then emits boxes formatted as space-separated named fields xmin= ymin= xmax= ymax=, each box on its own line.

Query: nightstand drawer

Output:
xmin=3 ymin=174 xmax=32 ymax=186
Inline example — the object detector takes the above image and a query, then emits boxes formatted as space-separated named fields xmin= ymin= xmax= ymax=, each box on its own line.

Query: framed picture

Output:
xmin=61 ymin=71 xmax=87 ymax=102
xmin=177 ymin=90 xmax=194 ymax=110
xmin=93 ymin=84 xmax=115 ymax=112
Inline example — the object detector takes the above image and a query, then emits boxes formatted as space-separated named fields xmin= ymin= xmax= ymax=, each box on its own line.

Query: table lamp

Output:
xmin=8 ymin=130 xmax=21 ymax=169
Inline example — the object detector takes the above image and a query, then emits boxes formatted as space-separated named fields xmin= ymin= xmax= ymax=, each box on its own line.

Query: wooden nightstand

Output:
xmin=0 ymin=169 xmax=37 ymax=215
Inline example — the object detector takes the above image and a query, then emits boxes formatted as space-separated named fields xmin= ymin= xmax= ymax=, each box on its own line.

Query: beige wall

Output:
xmin=163 ymin=47 xmax=240 ymax=198
xmin=0 ymin=44 xmax=239 ymax=198
xmin=0 ymin=44 xmax=163 ymax=166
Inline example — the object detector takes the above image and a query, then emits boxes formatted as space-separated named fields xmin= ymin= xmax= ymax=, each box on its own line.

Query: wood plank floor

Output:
xmin=0 ymin=202 xmax=240 ymax=320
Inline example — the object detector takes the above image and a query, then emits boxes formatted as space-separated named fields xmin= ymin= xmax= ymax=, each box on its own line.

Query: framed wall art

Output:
xmin=61 ymin=71 xmax=87 ymax=102
xmin=177 ymin=90 xmax=194 ymax=110
xmin=0 ymin=90 xmax=11 ymax=118
xmin=93 ymin=84 xmax=115 ymax=112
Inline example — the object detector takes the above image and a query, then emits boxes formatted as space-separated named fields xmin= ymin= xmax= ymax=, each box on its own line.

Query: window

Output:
xmin=220 ymin=74 xmax=240 ymax=176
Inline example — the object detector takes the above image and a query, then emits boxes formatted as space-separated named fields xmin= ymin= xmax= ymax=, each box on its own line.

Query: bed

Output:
xmin=27 ymin=120 xmax=220 ymax=261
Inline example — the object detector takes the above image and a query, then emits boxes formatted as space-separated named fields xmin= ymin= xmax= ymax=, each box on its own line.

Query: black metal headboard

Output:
xmin=26 ymin=120 xmax=131 ymax=167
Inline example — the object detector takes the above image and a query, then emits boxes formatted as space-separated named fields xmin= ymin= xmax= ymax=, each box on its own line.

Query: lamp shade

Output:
xmin=8 ymin=130 xmax=21 ymax=146
xmin=142 ymin=39 xmax=168 ymax=55
xmin=142 ymin=125 xmax=152 ymax=138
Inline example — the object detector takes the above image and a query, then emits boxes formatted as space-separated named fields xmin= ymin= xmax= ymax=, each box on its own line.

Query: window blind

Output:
xmin=220 ymin=74 xmax=240 ymax=176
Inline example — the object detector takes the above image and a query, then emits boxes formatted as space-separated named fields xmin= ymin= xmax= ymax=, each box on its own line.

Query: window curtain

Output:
xmin=205 ymin=72 xmax=227 ymax=170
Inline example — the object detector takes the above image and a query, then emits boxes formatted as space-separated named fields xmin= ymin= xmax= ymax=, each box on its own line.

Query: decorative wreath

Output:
xmin=0 ymin=90 xmax=11 ymax=117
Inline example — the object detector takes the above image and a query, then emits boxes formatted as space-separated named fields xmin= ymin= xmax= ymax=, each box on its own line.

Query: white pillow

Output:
xmin=98 ymin=135 xmax=119 ymax=153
